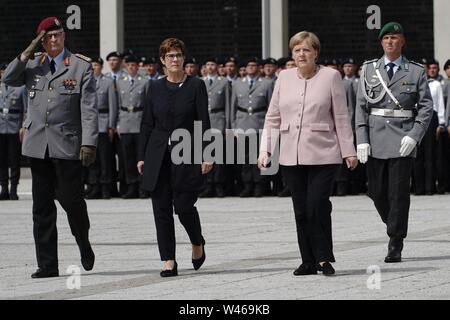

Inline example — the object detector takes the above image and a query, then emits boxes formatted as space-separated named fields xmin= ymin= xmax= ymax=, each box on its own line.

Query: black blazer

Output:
xmin=138 ymin=76 xmax=211 ymax=192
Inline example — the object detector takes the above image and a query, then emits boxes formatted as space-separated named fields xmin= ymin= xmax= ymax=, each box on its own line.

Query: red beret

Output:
xmin=36 ymin=17 xmax=63 ymax=34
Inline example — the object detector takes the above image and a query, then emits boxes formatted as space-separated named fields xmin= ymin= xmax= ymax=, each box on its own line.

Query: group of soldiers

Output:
xmin=1 ymin=49 xmax=450 ymax=200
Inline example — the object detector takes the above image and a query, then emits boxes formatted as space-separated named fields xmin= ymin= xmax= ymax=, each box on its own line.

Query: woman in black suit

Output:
xmin=137 ymin=38 xmax=212 ymax=277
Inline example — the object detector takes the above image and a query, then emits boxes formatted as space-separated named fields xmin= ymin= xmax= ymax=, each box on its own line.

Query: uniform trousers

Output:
xmin=150 ymin=149 xmax=204 ymax=261
xmin=281 ymin=164 xmax=338 ymax=264
xmin=29 ymin=153 xmax=91 ymax=270
xmin=0 ymin=133 xmax=21 ymax=185
xmin=120 ymin=133 xmax=140 ymax=185
xmin=88 ymin=132 xmax=113 ymax=185
xmin=367 ymin=157 xmax=413 ymax=240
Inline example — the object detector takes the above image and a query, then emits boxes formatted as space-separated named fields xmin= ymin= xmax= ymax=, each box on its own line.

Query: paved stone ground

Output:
xmin=1 ymin=171 xmax=450 ymax=300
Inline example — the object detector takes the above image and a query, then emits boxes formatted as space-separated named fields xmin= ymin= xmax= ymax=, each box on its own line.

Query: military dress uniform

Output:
xmin=2 ymin=42 xmax=98 ymax=276
xmin=230 ymin=74 xmax=274 ymax=197
xmin=356 ymin=54 xmax=433 ymax=262
xmin=117 ymin=73 xmax=148 ymax=198
xmin=0 ymin=81 xmax=26 ymax=200
xmin=86 ymin=73 xmax=118 ymax=198
xmin=200 ymin=74 xmax=230 ymax=197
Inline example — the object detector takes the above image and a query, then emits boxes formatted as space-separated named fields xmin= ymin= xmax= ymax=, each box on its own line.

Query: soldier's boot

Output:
xmin=122 ymin=184 xmax=138 ymax=199
xmin=277 ymin=186 xmax=291 ymax=197
xmin=254 ymin=183 xmax=264 ymax=198
xmin=214 ymin=184 xmax=226 ymax=198
xmin=0 ymin=184 xmax=9 ymax=200
xmin=239 ymin=184 xmax=254 ymax=198
xmin=199 ymin=184 xmax=215 ymax=198
xmin=139 ymin=188 xmax=150 ymax=199
xmin=101 ymin=184 xmax=111 ymax=199
xmin=85 ymin=185 xmax=101 ymax=199
xmin=9 ymin=184 xmax=19 ymax=201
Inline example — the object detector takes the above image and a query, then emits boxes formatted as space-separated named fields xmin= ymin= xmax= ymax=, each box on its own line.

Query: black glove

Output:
xmin=22 ymin=31 xmax=46 ymax=60
xmin=79 ymin=146 xmax=96 ymax=167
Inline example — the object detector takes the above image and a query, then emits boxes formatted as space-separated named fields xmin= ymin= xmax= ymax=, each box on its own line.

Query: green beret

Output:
xmin=378 ymin=22 xmax=404 ymax=39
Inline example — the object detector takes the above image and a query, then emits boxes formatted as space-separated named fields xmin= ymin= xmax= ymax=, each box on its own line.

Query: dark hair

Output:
xmin=159 ymin=38 xmax=186 ymax=59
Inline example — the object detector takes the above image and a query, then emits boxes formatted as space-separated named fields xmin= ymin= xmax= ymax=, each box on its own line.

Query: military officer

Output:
xmin=2 ymin=17 xmax=98 ymax=277
xmin=85 ymin=57 xmax=118 ymax=199
xmin=116 ymin=55 xmax=148 ymax=198
xmin=184 ymin=57 xmax=199 ymax=77
xmin=199 ymin=57 xmax=230 ymax=198
xmin=262 ymin=58 xmax=278 ymax=82
xmin=224 ymin=56 xmax=239 ymax=85
xmin=230 ymin=57 xmax=274 ymax=197
xmin=0 ymin=63 xmax=26 ymax=200
xmin=356 ymin=22 xmax=433 ymax=263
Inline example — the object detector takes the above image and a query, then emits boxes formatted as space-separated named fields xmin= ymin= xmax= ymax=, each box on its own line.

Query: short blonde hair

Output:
xmin=289 ymin=31 xmax=321 ymax=56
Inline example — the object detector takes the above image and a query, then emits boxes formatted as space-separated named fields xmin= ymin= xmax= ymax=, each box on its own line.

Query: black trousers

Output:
xmin=413 ymin=111 xmax=438 ymax=194
xmin=367 ymin=157 xmax=412 ymax=240
xmin=436 ymin=130 xmax=448 ymax=193
xmin=241 ymin=133 xmax=262 ymax=184
xmin=29 ymin=154 xmax=91 ymax=270
xmin=150 ymin=150 xmax=204 ymax=261
xmin=0 ymin=133 xmax=21 ymax=185
xmin=281 ymin=164 xmax=339 ymax=264
xmin=88 ymin=132 xmax=113 ymax=185
xmin=112 ymin=132 xmax=125 ymax=190
xmin=120 ymin=133 xmax=140 ymax=185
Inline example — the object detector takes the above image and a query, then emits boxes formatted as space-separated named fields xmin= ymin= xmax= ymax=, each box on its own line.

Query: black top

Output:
xmin=138 ymin=75 xmax=211 ymax=192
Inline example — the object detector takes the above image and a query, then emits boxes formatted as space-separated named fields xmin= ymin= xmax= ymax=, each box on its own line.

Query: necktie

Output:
xmin=130 ymin=78 xmax=134 ymax=86
xmin=249 ymin=79 xmax=254 ymax=89
xmin=387 ymin=62 xmax=395 ymax=80
xmin=50 ymin=60 xmax=56 ymax=75
xmin=209 ymin=78 xmax=213 ymax=86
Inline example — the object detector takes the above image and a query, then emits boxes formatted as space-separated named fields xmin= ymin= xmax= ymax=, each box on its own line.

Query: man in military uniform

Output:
xmin=224 ymin=56 xmax=239 ymax=85
xmin=230 ymin=57 xmax=274 ymax=197
xmin=356 ymin=22 xmax=433 ymax=263
xmin=116 ymin=55 xmax=148 ymax=198
xmin=2 ymin=17 xmax=98 ymax=277
xmin=0 ymin=63 xmax=26 ymax=200
xmin=184 ymin=57 xmax=198 ymax=77
xmin=262 ymin=58 xmax=278 ymax=82
xmin=199 ymin=57 xmax=230 ymax=198
xmin=85 ymin=57 xmax=118 ymax=199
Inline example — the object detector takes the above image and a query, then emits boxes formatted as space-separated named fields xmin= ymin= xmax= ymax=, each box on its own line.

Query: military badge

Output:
xmin=11 ymin=99 xmax=16 ymax=105
xmin=29 ymin=90 xmax=36 ymax=99
xmin=63 ymin=79 xmax=77 ymax=91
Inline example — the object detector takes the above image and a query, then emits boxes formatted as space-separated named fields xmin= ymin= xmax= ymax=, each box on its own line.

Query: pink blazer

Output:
xmin=260 ymin=66 xmax=356 ymax=165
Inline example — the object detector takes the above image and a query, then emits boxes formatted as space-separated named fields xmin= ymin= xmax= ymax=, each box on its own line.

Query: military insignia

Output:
xmin=55 ymin=18 xmax=61 ymax=27
xmin=64 ymin=56 xmax=70 ymax=66
xmin=75 ymin=53 xmax=92 ymax=63
xmin=63 ymin=79 xmax=77 ymax=91
xmin=29 ymin=91 xmax=36 ymax=99
xmin=11 ymin=99 xmax=16 ymax=105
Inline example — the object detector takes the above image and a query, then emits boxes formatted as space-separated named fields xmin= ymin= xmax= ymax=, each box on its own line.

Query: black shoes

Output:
xmin=320 ymin=262 xmax=335 ymax=276
xmin=239 ymin=184 xmax=253 ymax=197
xmin=81 ymin=243 xmax=95 ymax=271
xmin=160 ymin=261 xmax=178 ymax=277
xmin=31 ymin=268 xmax=59 ymax=278
xmin=9 ymin=184 xmax=18 ymax=200
xmin=385 ymin=238 xmax=403 ymax=263
xmin=101 ymin=185 xmax=111 ymax=199
xmin=293 ymin=263 xmax=317 ymax=276
xmin=192 ymin=239 xmax=206 ymax=271
xmin=0 ymin=185 xmax=9 ymax=200
xmin=199 ymin=186 xmax=215 ymax=198
xmin=215 ymin=185 xmax=226 ymax=198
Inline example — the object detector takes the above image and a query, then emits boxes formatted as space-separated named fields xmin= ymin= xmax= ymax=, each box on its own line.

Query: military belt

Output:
xmin=121 ymin=106 xmax=143 ymax=112
xmin=237 ymin=106 xmax=266 ymax=115
xmin=370 ymin=108 xmax=413 ymax=118
xmin=209 ymin=108 xmax=225 ymax=114
xmin=98 ymin=109 xmax=109 ymax=114
xmin=0 ymin=108 xmax=22 ymax=114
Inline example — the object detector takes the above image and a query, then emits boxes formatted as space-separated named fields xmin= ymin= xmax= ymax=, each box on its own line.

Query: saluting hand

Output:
xmin=21 ymin=31 xmax=46 ymax=61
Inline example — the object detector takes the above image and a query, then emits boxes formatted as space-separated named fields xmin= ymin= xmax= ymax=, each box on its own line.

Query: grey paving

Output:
xmin=1 ymin=169 xmax=450 ymax=300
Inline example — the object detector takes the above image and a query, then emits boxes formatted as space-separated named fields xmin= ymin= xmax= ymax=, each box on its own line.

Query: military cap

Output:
xmin=203 ymin=57 xmax=218 ymax=64
xmin=224 ymin=56 xmax=238 ymax=65
xmin=144 ymin=56 xmax=159 ymax=64
xmin=121 ymin=49 xmax=134 ymax=59
xmin=341 ymin=57 xmax=357 ymax=66
xmin=106 ymin=51 xmax=121 ymax=60
xmin=124 ymin=55 xmax=139 ymax=64
xmin=426 ymin=58 xmax=439 ymax=67
xmin=245 ymin=57 xmax=260 ymax=66
xmin=184 ymin=57 xmax=198 ymax=66
xmin=92 ymin=57 xmax=104 ymax=65
xmin=262 ymin=57 xmax=277 ymax=66
xmin=36 ymin=16 xmax=63 ymax=34
xmin=444 ymin=59 xmax=450 ymax=70
xmin=378 ymin=21 xmax=404 ymax=39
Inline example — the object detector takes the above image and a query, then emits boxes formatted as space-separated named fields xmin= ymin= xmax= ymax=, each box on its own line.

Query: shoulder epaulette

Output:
xmin=409 ymin=61 xmax=424 ymax=68
xmin=363 ymin=58 xmax=377 ymax=64
xmin=75 ymin=53 xmax=92 ymax=63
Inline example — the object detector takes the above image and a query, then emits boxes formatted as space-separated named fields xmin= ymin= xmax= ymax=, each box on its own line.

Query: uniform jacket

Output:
xmin=342 ymin=78 xmax=356 ymax=130
xmin=95 ymin=74 xmax=118 ymax=132
xmin=260 ymin=66 xmax=356 ymax=165
xmin=0 ymin=82 xmax=27 ymax=134
xmin=355 ymin=56 xmax=433 ymax=159
xmin=138 ymin=76 xmax=211 ymax=193
xmin=2 ymin=50 xmax=98 ymax=160
xmin=117 ymin=74 xmax=148 ymax=133
xmin=230 ymin=76 xmax=274 ymax=131
xmin=203 ymin=75 xmax=230 ymax=132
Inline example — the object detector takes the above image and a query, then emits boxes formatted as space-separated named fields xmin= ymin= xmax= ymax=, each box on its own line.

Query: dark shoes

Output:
xmin=81 ymin=243 xmax=95 ymax=271
xmin=160 ymin=261 xmax=178 ymax=277
xmin=9 ymin=184 xmax=18 ymax=200
xmin=385 ymin=238 xmax=403 ymax=263
xmin=239 ymin=184 xmax=253 ymax=197
xmin=121 ymin=185 xmax=138 ymax=199
xmin=199 ymin=186 xmax=215 ymax=198
xmin=293 ymin=263 xmax=317 ymax=276
xmin=31 ymin=268 xmax=59 ymax=278
xmin=192 ymin=239 xmax=206 ymax=271
xmin=0 ymin=185 xmax=9 ymax=200
xmin=320 ymin=262 xmax=335 ymax=276
xmin=215 ymin=185 xmax=226 ymax=198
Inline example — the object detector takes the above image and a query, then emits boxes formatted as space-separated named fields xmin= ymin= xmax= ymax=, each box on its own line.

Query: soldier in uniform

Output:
xmin=85 ymin=57 xmax=118 ymax=199
xmin=116 ymin=55 xmax=148 ymax=198
xmin=224 ymin=56 xmax=239 ymax=85
xmin=0 ymin=63 xmax=26 ymax=200
xmin=262 ymin=58 xmax=278 ymax=82
xmin=184 ymin=57 xmax=198 ymax=77
xmin=230 ymin=57 xmax=274 ymax=197
xmin=2 ymin=17 xmax=98 ymax=277
xmin=199 ymin=57 xmax=230 ymax=198
xmin=356 ymin=22 xmax=433 ymax=263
